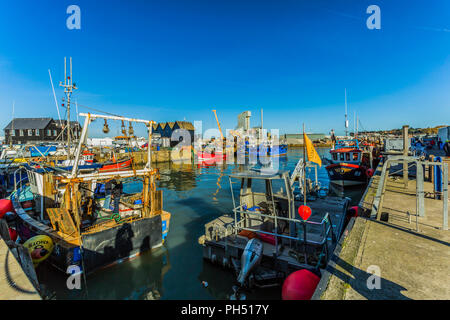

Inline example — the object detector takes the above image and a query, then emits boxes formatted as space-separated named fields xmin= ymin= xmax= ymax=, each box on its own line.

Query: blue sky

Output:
xmin=0 ymin=0 xmax=449 ymax=137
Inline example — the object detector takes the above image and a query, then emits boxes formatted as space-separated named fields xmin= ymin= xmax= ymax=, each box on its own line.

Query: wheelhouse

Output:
xmin=331 ymin=148 xmax=362 ymax=164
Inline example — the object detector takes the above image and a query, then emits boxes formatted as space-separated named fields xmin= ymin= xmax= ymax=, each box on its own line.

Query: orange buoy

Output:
xmin=282 ymin=269 xmax=320 ymax=300
xmin=0 ymin=199 xmax=14 ymax=218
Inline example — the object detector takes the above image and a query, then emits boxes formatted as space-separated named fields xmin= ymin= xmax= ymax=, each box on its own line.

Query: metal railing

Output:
xmin=231 ymin=205 xmax=334 ymax=265
xmin=371 ymin=155 xmax=448 ymax=230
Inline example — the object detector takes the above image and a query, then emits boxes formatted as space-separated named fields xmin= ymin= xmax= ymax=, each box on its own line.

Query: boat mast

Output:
xmin=60 ymin=57 xmax=77 ymax=160
xmin=260 ymin=108 xmax=263 ymax=142
xmin=303 ymin=123 xmax=307 ymax=206
xmin=345 ymin=88 xmax=349 ymax=138
xmin=10 ymin=101 xmax=15 ymax=147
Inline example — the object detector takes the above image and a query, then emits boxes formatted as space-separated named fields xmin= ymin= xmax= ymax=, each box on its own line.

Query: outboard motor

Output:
xmin=231 ymin=238 xmax=263 ymax=300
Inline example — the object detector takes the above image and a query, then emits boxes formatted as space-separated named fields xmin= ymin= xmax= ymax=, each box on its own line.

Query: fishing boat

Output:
xmin=9 ymin=113 xmax=171 ymax=275
xmin=267 ymin=143 xmax=288 ymax=157
xmin=98 ymin=158 xmax=132 ymax=172
xmin=196 ymin=141 xmax=227 ymax=163
xmin=325 ymin=139 xmax=373 ymax=187
xmin=3 ymin=60 xmax=171 ymax=274
xmin=198 ymin=169 xmax=350 ymax=295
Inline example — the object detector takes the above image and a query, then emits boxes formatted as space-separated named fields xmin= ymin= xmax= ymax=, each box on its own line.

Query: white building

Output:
xmin=438 ymin=126 xmax=449 ymax=142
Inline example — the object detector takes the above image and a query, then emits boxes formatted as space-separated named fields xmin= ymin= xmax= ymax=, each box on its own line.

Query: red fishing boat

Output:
xmin=99 ymin=158 xmax=132 ymax=172
xmin=197 ymin=150 xmax=226 ymax=163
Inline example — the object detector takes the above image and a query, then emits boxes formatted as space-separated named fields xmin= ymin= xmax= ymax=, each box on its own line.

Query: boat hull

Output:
xmin=16 ymin=214 xmax=164 ymax=274
xmin=12 ymin=191 xmax=169 ymax=274
xmin=197 ymin=151 xmax=226 ymax=162
xmin=326 ymin=163 xmax=368 ymax=187
xmin=99 ymin=159 xmax=132 ymax=173
xmin=268 ymin=144 xmax=288 ymax=157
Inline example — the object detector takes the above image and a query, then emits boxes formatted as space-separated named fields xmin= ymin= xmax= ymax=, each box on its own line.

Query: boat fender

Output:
xmin=282 ymin=269 xmax=320 ymax=300
xmin=8 ymin=228 xmax=18 ymax=241
xmin=366 ymin=168 xmax=374 ymax=177
xmin=0 ymin=199 xmax=14 ymax=218
xmin=4 ymin=211 xmax=17 ymax=223
xmin=23 ymin=235 xmax=54 ymax=267
xmin=347 ymin=206 xmax=359 ymax=218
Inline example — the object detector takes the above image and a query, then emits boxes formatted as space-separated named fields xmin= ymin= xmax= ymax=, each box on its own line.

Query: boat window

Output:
xmin=345 ymin=153 xmax=350 ymax=161
xmin=339 ymin=153 xmax=344 ymax=161
xmin=332 ymin=153 xmax=337 ymax=161
xmin=353 ymin=153 xmax=359 ymax=161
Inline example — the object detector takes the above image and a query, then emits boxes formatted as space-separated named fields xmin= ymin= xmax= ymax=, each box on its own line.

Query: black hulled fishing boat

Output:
xmin=325 ymin=139 xmax=372 ymax=187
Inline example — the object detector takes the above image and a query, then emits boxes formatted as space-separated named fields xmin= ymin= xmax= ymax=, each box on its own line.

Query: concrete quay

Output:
xmin=315 ymin=151 xmax=449 ymax=300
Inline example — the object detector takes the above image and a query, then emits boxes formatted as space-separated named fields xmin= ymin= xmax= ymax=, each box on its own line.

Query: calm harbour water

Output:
xmin=37 ymin=147 xmax=364 ymax=300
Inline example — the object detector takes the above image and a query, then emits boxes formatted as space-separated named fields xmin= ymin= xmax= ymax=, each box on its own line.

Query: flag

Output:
xmin=303 ymin=132 xmax=322 ymax=167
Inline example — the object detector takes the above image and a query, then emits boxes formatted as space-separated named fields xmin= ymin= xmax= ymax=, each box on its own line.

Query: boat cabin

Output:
xmin=330 ymin=139 xmax=372 ymax=168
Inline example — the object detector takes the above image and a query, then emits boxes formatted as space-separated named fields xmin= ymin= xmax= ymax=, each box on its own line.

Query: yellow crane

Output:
xmin=212 ymin=109 xmax=224 ymax=141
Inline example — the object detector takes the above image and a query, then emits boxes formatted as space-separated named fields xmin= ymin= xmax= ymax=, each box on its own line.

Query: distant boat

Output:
xmin=99 ymin=158 xmax=132 ymax=172
xmin=325 ymin=139 xmax=371 ymax=187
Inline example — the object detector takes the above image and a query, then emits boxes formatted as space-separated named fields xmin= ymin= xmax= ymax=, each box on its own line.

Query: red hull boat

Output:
xmin=99 ymin=158 xmax=132 ymax=172
xmin=197 ymin=151 xmax=226 ymax=162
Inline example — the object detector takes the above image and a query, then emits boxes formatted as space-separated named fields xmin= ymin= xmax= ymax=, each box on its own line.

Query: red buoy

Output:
xmin=348 ymin=206 xmax=359 ymax=217
xmin=298 ymin=205 xmax=312 ymax=221
xmin=0 ymin=199 xmax=14 ymax=218
xmin=8 ymin=228 xmax=18 ymax=242
xmin=282 ymin=269 xmax=320 ymax=300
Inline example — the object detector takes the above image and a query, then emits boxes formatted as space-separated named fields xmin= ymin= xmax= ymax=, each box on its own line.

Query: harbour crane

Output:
xmin=212 ymin=109 xmax=225 ymax=141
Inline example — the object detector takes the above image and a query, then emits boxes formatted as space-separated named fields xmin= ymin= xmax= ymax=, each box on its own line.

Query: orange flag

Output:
xmin=303 ymin=133 xmax=322 ymax=167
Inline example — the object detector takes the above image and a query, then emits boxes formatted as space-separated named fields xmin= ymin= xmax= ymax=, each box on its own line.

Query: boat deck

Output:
xmin=200 ymin=196 xmax=350 ymax=280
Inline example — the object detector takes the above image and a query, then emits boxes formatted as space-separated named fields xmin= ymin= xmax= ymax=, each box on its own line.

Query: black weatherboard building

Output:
xmin=153 ymin=121 xmax=195 ymax=146
xmin=4 ymin=118 xmax=81 ymax=145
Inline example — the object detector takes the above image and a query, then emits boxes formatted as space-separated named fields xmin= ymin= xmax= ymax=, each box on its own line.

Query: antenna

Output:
xmin=76 ymin=100 xmax=79 ymax=124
